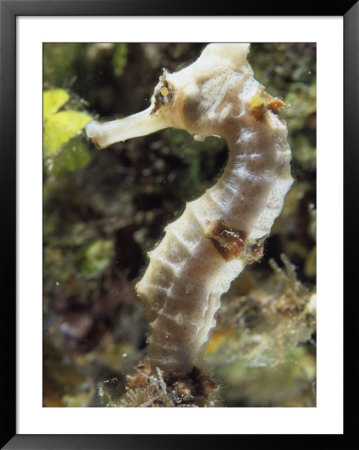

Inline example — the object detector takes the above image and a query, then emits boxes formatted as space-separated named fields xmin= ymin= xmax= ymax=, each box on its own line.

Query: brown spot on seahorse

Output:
xmin=267 ymin=98 xmax=286 ymax=114
xmin=249 ymin=90 xmax=287 ymax=121
xmin=245 ymin=234 xmax=268 ymax=264
xmin=206 ymin=220 xmax=247 ymax=261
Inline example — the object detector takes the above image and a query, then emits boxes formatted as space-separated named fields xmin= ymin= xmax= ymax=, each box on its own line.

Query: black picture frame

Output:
xmin=1 ymin=1 xmax=357 ymax=448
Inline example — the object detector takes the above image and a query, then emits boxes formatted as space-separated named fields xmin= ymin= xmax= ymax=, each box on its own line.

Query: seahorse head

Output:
xmin=86 ymin=43 xmax=252 ymax=148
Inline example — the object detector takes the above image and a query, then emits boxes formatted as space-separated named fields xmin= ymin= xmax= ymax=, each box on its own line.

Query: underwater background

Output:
xmin=43 ymin=43 xmax=316 ymax=407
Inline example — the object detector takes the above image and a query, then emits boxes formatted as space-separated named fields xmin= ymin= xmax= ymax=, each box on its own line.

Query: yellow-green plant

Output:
xmin=43 ymin=89 xmax=92 ymax=174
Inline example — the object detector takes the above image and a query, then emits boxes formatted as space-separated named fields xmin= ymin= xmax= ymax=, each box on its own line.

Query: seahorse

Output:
xmin=86 ymin=43 xmax=293 ymax=375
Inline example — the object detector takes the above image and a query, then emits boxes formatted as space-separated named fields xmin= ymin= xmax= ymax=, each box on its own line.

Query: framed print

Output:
xmin=1 ymin=0 xmax=357 ymax=448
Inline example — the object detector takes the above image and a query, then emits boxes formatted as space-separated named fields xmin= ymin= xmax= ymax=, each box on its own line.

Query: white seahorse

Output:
xmin=86 ymin=43 xmax=293 ymax=374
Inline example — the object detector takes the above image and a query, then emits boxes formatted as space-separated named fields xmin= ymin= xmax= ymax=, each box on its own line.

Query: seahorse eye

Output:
xmin=160 ymin=87 xmax=169 ymax=97
xmin=154 ymin=81 xmax=174 ymax=107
